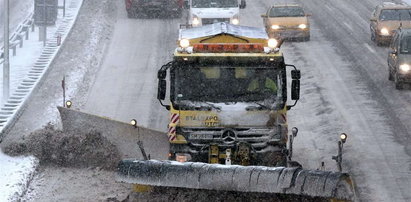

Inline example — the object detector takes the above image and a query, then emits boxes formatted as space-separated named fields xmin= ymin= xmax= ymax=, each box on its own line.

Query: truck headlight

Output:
xmin=400 ymin=64 xmax=410 ymax=72
xmin=192 ymin=17 xmax=200 ymax=25
xmin=179 ymin=39 xmax=190 ymax=48
xmin=268 ymin=38 xmax=278 ymax=49
xmin=298 ymin=24 xmax=307 ymax=29
xmin=271 ymin=25 xmax=280 ymax=30
xmin=232 ymin=18 xmax=239 ymax=25
xmin=380 ymin=28 xmax=389 ymax=36
xmin=176 ymin=153 xmax=192 ymax=162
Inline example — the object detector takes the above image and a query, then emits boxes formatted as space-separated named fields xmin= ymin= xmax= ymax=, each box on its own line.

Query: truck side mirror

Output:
xmin=183 ymin=0 xmax=189 ymax=9
xmin=158 ymin=69 xmax=167 ymax=79
xmin=239 ymin=0 xmax=246 ymax=9
xmin=158 ymin=80 xmax=167 ymax=100
xmin=261 ymin=14 xmax=268 ymax=18
xmin=291 ymin=80 xmax=300 ymax=100
xmin=291 ymin=70 xmax=301 ymax=80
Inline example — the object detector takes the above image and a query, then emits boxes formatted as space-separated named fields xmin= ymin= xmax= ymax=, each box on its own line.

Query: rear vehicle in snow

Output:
xmin=370 ymin=2 xmax=411 ymax=46
xmin=261 ymin=4 xmax=310 ymax=41
xmin=186 ymin=0 xmax=246 ymax=27
xmin=125 ymin=0 xmax=184 ymax=18
xmin=388 ymin=28 xmax=411 ymax=89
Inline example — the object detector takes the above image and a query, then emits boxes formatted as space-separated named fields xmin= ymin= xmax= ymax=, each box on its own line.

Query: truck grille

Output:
xmin=179 ymin=127 xmax=280 ymax=151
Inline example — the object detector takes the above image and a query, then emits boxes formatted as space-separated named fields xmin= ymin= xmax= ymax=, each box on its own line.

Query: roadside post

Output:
xmin=3 ymin=0 xmax=10 ymax=103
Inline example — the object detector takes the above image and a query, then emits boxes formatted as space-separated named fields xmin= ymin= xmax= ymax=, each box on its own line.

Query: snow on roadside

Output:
xmin=0 ymin=0 xmax=33 ymax=43
xmin=0 ymin=151 xmax=38 ymax=201
xmin=0 ymin=0 xmax=83 ymax=201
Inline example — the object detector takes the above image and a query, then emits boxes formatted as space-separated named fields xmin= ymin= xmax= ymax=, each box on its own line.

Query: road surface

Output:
xmin=1 ymin=0 xmax=410 ymax=201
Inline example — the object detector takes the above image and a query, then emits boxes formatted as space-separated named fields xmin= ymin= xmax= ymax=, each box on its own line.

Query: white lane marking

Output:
xmin=324 ymin=4 xmax=332 ymax=11
xmin=343 ymin=22 xmax=353 ymax=32
xmin=364 ymin=43 xmax=376 ymax=54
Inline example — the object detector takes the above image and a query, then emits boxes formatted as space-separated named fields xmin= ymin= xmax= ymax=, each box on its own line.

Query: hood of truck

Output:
xmin=175 ymin=102 xmax=283 ymax=127
xmin=191 ymin=8 xmax=239 ymax=19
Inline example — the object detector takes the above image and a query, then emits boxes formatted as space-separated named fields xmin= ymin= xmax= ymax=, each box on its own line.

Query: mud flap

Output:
xmin=117 ymin=159 xmax=355 ymax=201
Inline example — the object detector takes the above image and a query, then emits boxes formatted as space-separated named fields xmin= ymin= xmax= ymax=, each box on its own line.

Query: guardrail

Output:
xmin=0 ymin=13 xmax=35 ymax=64
xmin=0 ymin=0 xmax=84 ymax=139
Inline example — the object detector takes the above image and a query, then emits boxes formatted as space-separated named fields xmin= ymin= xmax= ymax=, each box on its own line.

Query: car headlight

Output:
xmin=298 ymin=24 xmax=307 ymax=29
xmin=232 ymin=18 xmax=239 ymax=25
xmin=268 ymin=38 xmax=278 ymax=49
xmin=179 ymin=39 xmax=190 ymax=48
xmin=271 ymin=25 xmax=280 ymax=30
xmin=400 ymin=64 xmax=410 ymax=72
xmin=192 ymin=16 xmax=200 ymax=25
xmin=380 ymin=28 xmax=389 ymax=36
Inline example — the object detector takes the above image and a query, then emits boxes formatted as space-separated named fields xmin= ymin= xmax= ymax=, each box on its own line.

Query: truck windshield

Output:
xmin=192 ymin=0 xmax=238 ymax=8
xmin=173 ymin=65 xmax=281 ymax=103
xmin=379 ymin=9 xmax=411 ymax=21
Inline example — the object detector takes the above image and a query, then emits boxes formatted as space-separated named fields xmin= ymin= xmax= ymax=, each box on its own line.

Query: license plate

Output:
xmin=189 ymin=134 xmax=210 ymax=139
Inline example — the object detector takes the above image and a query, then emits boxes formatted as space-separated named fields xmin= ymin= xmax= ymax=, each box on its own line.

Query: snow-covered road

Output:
xmin=1 ymin=0 xmax=411 ymax=201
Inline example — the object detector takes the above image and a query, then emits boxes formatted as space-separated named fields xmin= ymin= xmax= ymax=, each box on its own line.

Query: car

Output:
xmin=387 ymin=28 xmax=411 ymax=89
xmin=186 ymin=0 xmax=246 ymax=27
xmin=261 ymin=4 xmax=310 ymax=41
xmin=370 ymin=2 xmax=411 ymax=46
xmin=125 ymin=0 xmax=184 ymax=18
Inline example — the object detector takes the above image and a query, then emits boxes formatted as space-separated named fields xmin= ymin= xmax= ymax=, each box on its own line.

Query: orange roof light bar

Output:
xmin=193 ymin=43 xmax=265 ymax=53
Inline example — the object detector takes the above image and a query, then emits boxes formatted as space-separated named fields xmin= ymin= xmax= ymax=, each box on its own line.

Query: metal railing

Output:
xmin=0 ymin=13 xmax=35 ymax=64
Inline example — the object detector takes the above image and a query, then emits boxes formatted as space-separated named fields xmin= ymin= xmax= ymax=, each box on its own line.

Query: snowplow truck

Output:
xmin=125 ymin=0 xmax=184 ymax=18
xmin=117 ymin=23 xmax=355 ymax=201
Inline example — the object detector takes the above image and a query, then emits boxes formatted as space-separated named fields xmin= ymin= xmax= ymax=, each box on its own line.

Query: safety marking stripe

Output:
xmin=169 ymin=134 xmax=176 ymax=141
xmin=281 ymin=114 xmax=287 ymax=122
xmin=171 ymin=113 xmax=179 ymax=123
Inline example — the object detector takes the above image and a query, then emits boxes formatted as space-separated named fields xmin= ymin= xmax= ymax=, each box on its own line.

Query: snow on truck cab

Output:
xmin=157 ymin=23 xmax=300 ymax=166
xmin=184 ymin=0 xmax=246 ymax=27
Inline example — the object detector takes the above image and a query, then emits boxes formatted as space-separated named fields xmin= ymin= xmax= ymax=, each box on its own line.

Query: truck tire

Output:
xmin=260 ymin=151 xmax=287 ymax=167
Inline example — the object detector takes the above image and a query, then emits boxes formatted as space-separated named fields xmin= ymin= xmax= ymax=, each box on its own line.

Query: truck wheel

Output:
xmin=261 ymin=151 xmax=287 ymax=167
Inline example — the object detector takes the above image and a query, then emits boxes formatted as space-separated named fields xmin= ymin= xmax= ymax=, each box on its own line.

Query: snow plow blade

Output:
xmin=117 ymin=159 xmax=355 ymax=201
xmin=58 ymin=107 xmax=169 ymax=159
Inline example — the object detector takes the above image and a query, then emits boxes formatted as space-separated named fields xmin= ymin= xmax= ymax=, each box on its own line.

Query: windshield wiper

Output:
xmin=253 ymin=101 xmax=272 ymax=110
xmin=194 ymin=101 xmax=221 ymax=111
xmin=232 ymin=91 xmax=265 ymax=99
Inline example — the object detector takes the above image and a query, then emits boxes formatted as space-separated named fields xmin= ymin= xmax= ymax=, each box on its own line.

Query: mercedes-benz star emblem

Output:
xmin=221 ymin=130 xmax=236 ymax=144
